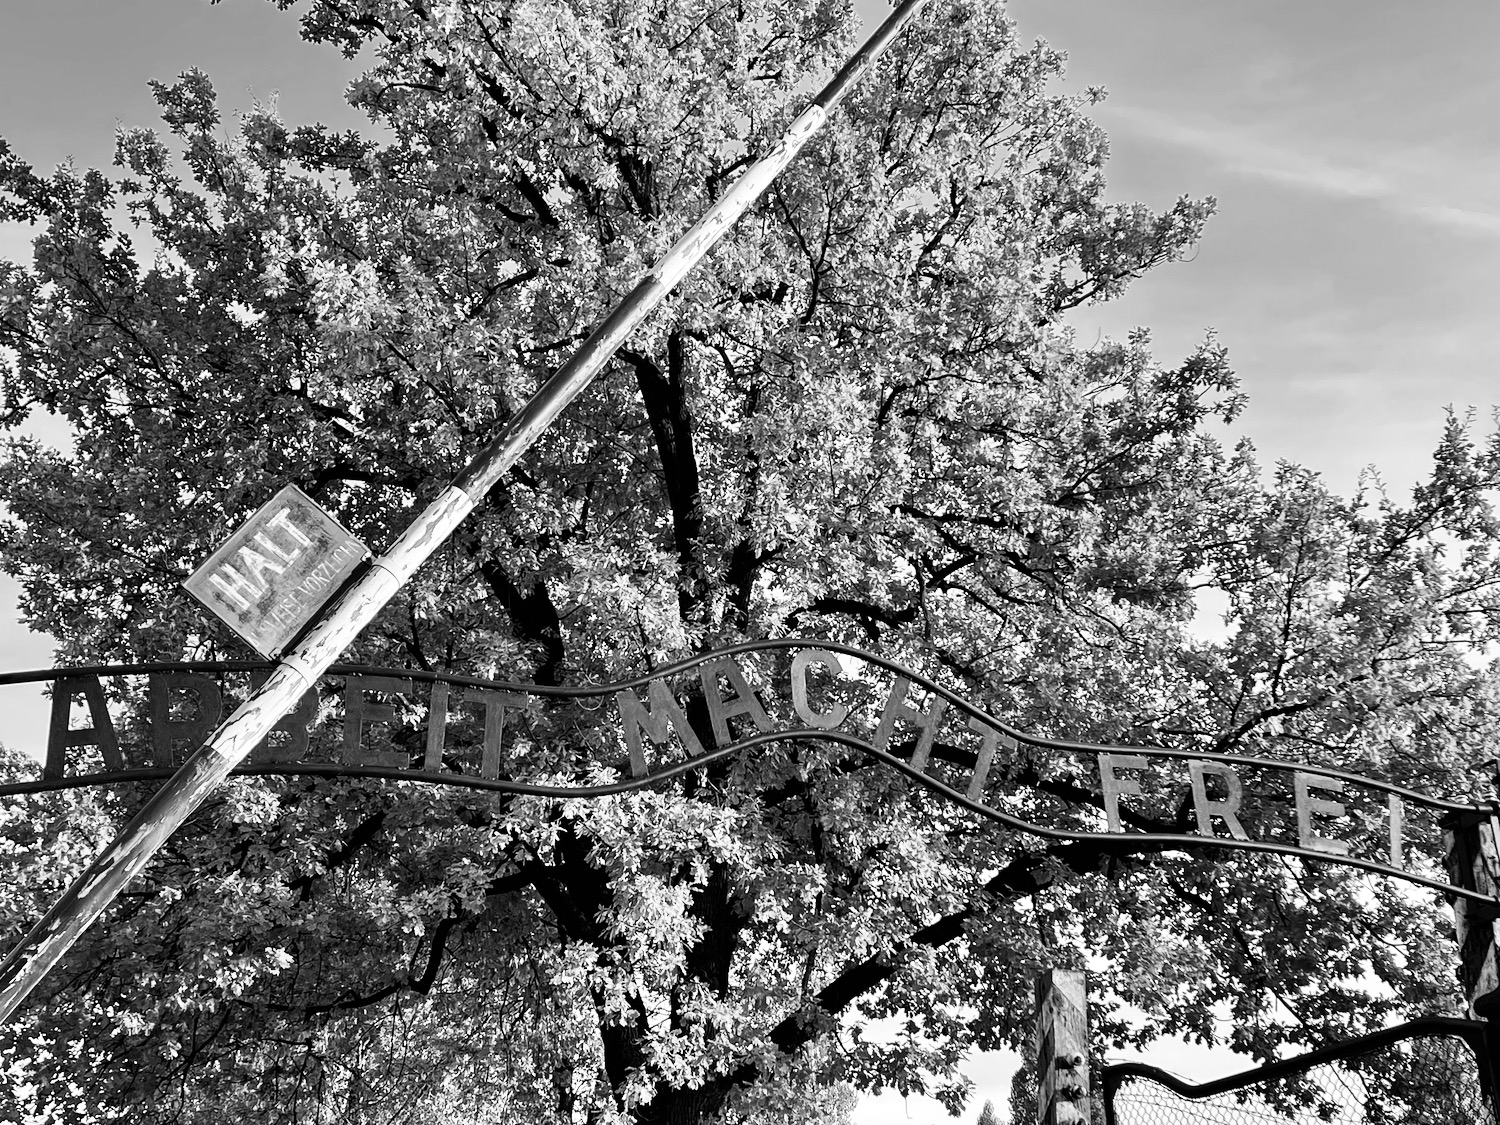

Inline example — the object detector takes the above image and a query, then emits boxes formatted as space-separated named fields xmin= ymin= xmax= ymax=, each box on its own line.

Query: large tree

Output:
xmin=3 ymin=0 xmax=1499 ymax=1122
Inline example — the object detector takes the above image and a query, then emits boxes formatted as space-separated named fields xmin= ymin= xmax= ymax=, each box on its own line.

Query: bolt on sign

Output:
xmin=183 ymin=485 xmax=369 ymax=658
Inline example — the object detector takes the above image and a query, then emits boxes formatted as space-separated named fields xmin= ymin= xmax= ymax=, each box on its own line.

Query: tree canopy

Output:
xmin=3 ymin=0 xmax=1500 ymax=1122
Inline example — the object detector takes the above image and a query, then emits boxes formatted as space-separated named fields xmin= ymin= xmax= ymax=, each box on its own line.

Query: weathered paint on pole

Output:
xmin=0 ymin=0 xmax=936 ymax=1027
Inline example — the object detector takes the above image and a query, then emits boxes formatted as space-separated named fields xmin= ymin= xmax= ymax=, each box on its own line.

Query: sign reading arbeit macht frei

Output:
xmin=182 ymin=484 xmax=369 ymax=658
xmin=12 ymin=641 xmax=1478 ymax=900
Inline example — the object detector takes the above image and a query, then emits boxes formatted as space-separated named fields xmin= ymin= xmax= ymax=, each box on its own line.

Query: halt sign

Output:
xmin=184 ymin=485 xmax=369 ymax=657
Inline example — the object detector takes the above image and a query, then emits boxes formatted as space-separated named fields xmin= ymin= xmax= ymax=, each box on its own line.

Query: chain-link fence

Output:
xmin=1104 ymin=1020 xmax=1494 ymax=1125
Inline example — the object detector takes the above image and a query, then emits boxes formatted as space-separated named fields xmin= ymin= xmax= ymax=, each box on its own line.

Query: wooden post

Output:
xmin=1442 ymin=809 xmax=1500 ymax=1105
xmin=0 ymin=0 xmax=937 ymax=1027
xmin=1035 ymin=968 xmax=1090 ymax=1125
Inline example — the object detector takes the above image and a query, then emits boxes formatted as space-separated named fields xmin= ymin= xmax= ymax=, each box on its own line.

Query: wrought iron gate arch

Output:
xmin=6 ymin=638 xmax=1499 ymax=907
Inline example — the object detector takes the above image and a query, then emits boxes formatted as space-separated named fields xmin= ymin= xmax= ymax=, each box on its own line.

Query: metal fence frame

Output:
xmin=1101 ymin=1016 xmax=1496 ymax=1125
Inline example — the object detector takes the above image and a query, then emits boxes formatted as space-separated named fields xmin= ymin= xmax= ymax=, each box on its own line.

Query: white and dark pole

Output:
xmin=0 ymin=0 xmax=935 ymax=1026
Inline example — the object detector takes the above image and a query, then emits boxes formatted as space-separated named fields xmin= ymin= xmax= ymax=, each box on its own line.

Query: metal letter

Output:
xmin=1188 ymin=760 xmax=1249 ymax=840
xmin=1294 ymin=772 xmax=1350 ymax=855
xmin=44 ymin=676 xmax=122 ymax=778
xmin=342 ymin=675 xmax=414 ymax=768
xmin=249 ymin=669 xmax=316 ymax=763
xmin=424 ymin=680 xmax=449 ymax=771
xmin=790 ymin=648 xmax=849 ymax=730
xmin=1389 ymin=793 xmax=1404 ymax=868
xmin=873 ymin=675 xmax=949 ymax=772
xmin=616 ymin=680 xmax=707 ymax=776
xmin=466 ymin=689 xmax=526 ymax=780
xmin=966 ymin=718 xmax=1016 ymax=802
xmin=699 ymin=657 xmax=773 ymax=747
xmin=148 ymin=674 xmax=224 ymax=768
xmin=1099 ymin=753 xmax=1148 ymax=832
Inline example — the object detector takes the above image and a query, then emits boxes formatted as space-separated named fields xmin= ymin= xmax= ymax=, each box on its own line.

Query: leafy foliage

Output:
xmin=3 ymin=0 xmax=1499 ymax=1122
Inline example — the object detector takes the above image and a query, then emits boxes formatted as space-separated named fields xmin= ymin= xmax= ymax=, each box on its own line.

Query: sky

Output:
xmin=1008 ymin=0 xmax=1500 ymax=497
xmin=1 ymin=1 xmax=1497 ymax=1122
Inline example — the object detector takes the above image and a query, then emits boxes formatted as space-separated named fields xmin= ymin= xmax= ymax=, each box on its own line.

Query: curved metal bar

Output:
xmin=1101 ymin=1016 xmax=1487 ymax=1106
xmin=0 ymin=661 xmax=274 ymax=685
xmin=796 ymin=729 xmax=1494 ymax=904
xmin=6 ymin=642 xmax=1490 ymax=815
xmin=4 ymin=727 xmax=1492 ymax=903
xmin=698 ymin=640 xmax=1492 ymax=814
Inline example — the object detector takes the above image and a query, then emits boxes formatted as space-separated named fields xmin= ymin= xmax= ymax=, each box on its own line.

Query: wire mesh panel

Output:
xmin=1106 ymin=1027 xmax=1494 ymax=1125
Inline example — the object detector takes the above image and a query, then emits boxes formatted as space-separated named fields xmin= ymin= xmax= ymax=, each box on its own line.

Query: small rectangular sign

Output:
xmin=183 ymin=485 xmax=370 ymax=657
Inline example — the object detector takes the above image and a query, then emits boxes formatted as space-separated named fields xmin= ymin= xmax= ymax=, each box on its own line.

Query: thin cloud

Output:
xmin=1408 ymin=202 xmax=1500 ymax=238
xmin=1107 ymin=104 xmax=1500 ymax=237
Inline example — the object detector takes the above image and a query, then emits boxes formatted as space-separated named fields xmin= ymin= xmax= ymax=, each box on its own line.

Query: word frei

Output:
xmin=38 ymin=646 xmax=1415 ymax=871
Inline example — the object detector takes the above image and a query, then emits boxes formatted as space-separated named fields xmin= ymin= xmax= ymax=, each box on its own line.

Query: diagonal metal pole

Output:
xmin=0 ymin=0 xmax=935 ymax=1025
